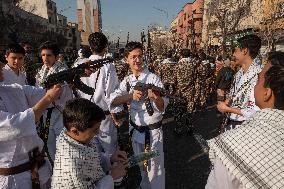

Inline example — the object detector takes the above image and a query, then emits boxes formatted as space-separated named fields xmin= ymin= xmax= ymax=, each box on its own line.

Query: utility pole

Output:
xmin=191 ymin=10 xmax=197 ymax=52
xmin=126 ymin=32 xmax=129 ymax=44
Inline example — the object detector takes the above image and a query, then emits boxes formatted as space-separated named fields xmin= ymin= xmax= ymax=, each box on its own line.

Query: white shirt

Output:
xmin=110 ymin=68 xmax=169 ymax=143
xmin=2 ymin=64 xmax=27 ymax=85
xmin=79 ymin=55 xmax=120 ymax=113
xmin=229 ymin=59 xmax=263 ymax=121
xmin=0 ymin=84 xmax=51 ymax=189
xmin=36 ymin=61 xmax=73 ymax=160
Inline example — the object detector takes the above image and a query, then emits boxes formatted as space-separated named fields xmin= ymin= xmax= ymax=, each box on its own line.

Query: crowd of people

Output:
xmin=0 ymin=32 xmax=283 ymax=189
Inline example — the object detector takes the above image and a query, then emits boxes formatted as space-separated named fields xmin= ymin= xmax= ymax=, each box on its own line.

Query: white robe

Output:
xmin=36 ymin=61 xmax=73 ymax=161
xmin=110 ymin=68 xmax=169 ymax=189
xmin=2 ymin=64 xmax=27 ymax=85
xmin=79 ymin=54 xmax=121 ymax=155
xmin=0 ymin=84 xmax=52 ymax=189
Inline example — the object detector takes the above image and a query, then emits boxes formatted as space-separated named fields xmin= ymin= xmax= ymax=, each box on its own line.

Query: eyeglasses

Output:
xmin=129 ymin=55 xmax=143 ymax=61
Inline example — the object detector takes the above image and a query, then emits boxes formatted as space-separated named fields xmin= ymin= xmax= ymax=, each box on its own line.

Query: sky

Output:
xmin=54 ymin=0 xmax=193 ymax=42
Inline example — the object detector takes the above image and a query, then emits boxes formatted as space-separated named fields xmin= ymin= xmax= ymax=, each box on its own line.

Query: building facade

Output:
xmin=77 ymin=0 xmax=102 ymax=45
xmin=170 ymin=0 xmax=204 ymax=51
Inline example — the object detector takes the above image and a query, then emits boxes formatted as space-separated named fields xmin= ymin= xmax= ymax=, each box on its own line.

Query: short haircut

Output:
xmin=39 ymin=41 xmax=60 ymax=56
xmin=5 ymin=43 xmax=25 ymax=56
xmin=124 ymin=41 xmax=143 ymax=58
xmin=237 ymin=34 xmax=261 ymax=59
xmin=88 ymin=32 xmax=108 ymax=53
xmin=63 ymin=98 xmax=106 ymax=132
xmin=265 ymin=51 xmax=284 ymax=110
xmin=80 ymin=45 xmax=92 ymax=58
xmin=180 ymin=49 xmax=191 ymax=58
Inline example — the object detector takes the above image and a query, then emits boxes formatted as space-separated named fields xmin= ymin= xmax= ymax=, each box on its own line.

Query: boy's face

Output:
xmin=5 ymin=53 xmax=24 ymax=71
xmin=41 ymin=49 xmax=57 ymax=68
xmin=125 ymin=48 xmax=144 ymax=73
xmin=68 ymin=121 xmax=101 ymax=144
xmin=254 ymin=63 xmax=273 ymax=109
xmin=233 ymin=47 xmax=246 ymax=65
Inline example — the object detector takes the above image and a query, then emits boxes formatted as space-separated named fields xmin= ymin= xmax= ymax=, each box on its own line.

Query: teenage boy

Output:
xmin=3 ymin=43 xmax=27 ymax=85
xmin=217 ymin=35 xmax=263 ymax=130
xmin=52 ymin=98 xmax=127 ymax=189
xmin=36 ymin=41 xmax=73 ymax=162
xmin=111 ymin=41 xmax=169 ymax=189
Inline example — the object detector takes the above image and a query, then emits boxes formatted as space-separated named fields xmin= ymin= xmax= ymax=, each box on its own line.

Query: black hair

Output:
xmin=5 ymin=43 xmax=25 ymax=56
xmin=265 ymin=51 xmax=284 ymax=110
xmin=180 ymin=49 xmax=191 ymax=58
xmin=39 ymin=41 xmax=60 ymax=56
xmin=237 ymin=34 xmax=261 ymax=59
xmin=80 ymin=45 xmax=92 ymax=58
xmin=63 ymin=98 xmax=106 ymax=131
xmin=88 ymin=32 xmax=108 ymax=53
xmin=124 ymin=41 xmax=143 ymax=58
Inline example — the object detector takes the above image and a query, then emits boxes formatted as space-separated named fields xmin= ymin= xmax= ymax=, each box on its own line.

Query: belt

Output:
xmin=0 ymin=148 xmax=46 ymax=189
xmin=130 ymin=119 xmax=162 ymax=133
xmin=129 ymin=119 xmax=162 ymax=171
xmin=0 ymin=161 xmax=33 ymax=176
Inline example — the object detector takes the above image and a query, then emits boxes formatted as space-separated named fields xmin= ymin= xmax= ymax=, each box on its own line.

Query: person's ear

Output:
xmin=263 ymin=88 xmax=273 ymax=102
xmin=70 ymin=127 xmax=80 ymax=136
xmin=242 ymin=48 xmax=248 ymax=56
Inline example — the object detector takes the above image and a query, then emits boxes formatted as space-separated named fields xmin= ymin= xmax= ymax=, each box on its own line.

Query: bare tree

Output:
xmin=208 ymin=0 xmax=252 ymax=55
xmin=258 ymin=0 xmax=284 ymax=52
xmin=0 ymin=0 xmax=67 ymax=50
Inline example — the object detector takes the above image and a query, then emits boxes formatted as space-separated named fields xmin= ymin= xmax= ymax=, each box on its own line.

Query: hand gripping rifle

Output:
xmin=42 ymin=58 xmax=113 ymax=95
xmin=134 ymin=82 xmax=169 ymax=116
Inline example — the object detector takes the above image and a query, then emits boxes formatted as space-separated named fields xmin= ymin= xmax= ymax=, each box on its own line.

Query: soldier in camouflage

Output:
xmin=173 ymin=49 xmax=198 ymax=135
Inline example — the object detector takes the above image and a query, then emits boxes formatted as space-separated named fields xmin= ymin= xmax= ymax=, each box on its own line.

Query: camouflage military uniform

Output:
xmin=169 ymin=57 xmax=198 ymax=135
xmin=176 ymin=58 xmax=199 ymax=113
xmin=114 ymin=59 xmax=130 ymax=82
xmin=156 ymin=59 xmax=177 ymax=95
xmin=148 ymin=58 xmax=161 ymax=75
xmin=194 ymin=60 xmax=208 ymax=109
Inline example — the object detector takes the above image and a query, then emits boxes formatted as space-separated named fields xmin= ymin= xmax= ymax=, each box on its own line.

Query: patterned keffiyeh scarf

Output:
xmin=52 ymin=131 xmax=106 ymax=188
xmin=208 ymin=108 xmax=284 ymax=189
xmin=36 ymin=61 xmax=68 ymax=87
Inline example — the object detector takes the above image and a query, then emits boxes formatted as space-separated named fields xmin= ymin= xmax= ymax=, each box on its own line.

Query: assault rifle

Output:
xmin=43 ymin=58 xmax=113 ymax=95
xmin=134 ymin=82 xmax=169 ymax=116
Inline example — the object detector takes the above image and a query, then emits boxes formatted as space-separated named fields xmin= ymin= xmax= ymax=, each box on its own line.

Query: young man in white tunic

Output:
xmin=217 ymin=35 xmax=263 ymax=130
xmin=0 ymin=62 xmax=65 ymax=189
xmin=52 ymin=98 xmax=127 ymax=189
xmin=110 ymin=41 xmax=169 ymax=189
xmin=77 ymin=32 xmax=121 ymax=155
xmin=2 ymin=44 xmax=27 ymax=85
xmin=206 ymin=51 xmax=284 ymax=189
xmin=35 ymin=41 xmax=73 ymax=162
